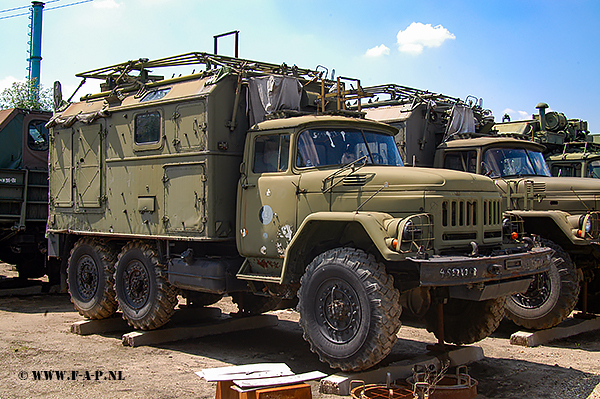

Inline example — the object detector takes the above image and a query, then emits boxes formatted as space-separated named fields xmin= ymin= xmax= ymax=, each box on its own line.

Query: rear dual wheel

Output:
xmin=67 ymin=238 xmax=118 ymax=319
xmin=114 ymin=241 xmax=178 ymax=330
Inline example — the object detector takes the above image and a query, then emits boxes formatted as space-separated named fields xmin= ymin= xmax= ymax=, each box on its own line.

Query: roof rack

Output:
xmin=75 ymin=51 xmax=322 ymax=83
xmin=361 ymin=83 xmax=464 ymax=105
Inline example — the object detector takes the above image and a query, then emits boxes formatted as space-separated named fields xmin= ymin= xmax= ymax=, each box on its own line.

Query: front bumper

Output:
xmin=409 ymin=246 xmax=553 ymax=301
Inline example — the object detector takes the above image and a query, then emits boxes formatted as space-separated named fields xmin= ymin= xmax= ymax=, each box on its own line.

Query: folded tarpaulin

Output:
xmin=248 ymin=76 xmax=302 ymax=126
xmin=446 ymin=104 xmax=476 ymax=137
xmin=46 ymin=109 xmax=110 ymax=129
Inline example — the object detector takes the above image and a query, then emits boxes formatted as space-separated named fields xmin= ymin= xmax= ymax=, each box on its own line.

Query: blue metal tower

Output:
xmin=27 ymin=1 xmax=44 ymax=99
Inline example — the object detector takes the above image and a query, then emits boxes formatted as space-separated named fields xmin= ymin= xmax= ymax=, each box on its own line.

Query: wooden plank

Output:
xmin=198 ymin=363 xmax=292 ymax=381
xmin=233 ymin=371 xmax=326 ymax=389
xmin=71 ymin=307 xmax=222 ymax=335
xmin=510 ymin=316 xmax=600 ymax=347
xmin=71 ymin=316 xmax=130 ymax=335
xmin=122 ymin=314 xmax=278 ymax=347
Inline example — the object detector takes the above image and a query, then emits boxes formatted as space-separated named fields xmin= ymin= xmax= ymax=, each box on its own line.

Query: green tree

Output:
xmin=0 ymin=79 xmax=53 ymax=111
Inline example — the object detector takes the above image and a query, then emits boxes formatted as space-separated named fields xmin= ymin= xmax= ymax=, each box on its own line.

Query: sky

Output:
xmin=1 ymin=0 xmax=600 ymax=131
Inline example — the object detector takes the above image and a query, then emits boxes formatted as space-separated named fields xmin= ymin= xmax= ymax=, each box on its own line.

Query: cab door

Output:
xmin=237 ymin=133 xmax=299 ymax=262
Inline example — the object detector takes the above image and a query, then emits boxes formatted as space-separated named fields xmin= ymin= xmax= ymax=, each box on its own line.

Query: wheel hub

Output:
xmin=317 ymin=281 xmax=361 ymax=344
xmin=77 ymin=254 xmax=98 ymax=301
xmin=512 ymin=271 xmax=551 ymax=309
xmin=123 ymin=260 xmax=149 ymax=309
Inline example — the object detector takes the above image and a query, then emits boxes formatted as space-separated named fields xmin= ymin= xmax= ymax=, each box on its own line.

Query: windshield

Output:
xmin=296 ymin=128 xmax=403 ymax=168
xmin=589 ymin=160 xmax=600 ymax=178
xmin=483 ymin=147 xmax=551 ymax=178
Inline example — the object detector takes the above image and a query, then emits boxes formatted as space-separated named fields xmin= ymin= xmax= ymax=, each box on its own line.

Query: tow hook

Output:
xmin=488 ymin=264 xmax=502 ymax=275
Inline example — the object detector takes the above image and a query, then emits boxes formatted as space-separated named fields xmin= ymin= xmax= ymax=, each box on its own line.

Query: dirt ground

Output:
xmin=1 ymin=263 xmax=600 ymax=399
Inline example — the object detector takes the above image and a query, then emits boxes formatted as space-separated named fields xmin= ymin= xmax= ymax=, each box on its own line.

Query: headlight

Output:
xmin=390 ymin=214 xmax=434 ymax=253
xmin=402 ymin=220 xmax=423 ymax=241
xmin=577 ymin=214 xmax=593 ymax=238
xmin=581 ymin=215 xmax=593 ymax=233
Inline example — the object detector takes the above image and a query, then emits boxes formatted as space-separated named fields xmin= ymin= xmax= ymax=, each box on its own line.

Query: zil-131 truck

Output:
xmin=362 ymin=85 xmax=600 ymax=329
xmin=47 ymin=53 xmax=551 ymax=371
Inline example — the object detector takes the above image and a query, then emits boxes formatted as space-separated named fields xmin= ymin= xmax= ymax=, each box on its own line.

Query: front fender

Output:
xmin=509 ymin=209 xmax=599 ymax=247
xmin=281 ymin=211 xmax=405 ymax=283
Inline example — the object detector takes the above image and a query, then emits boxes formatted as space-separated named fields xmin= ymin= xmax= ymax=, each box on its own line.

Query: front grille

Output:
xmin=483 ymin=199 xmax=501 ymax=226
xmin=442 ymin=232 xmax=477 ymax=241
xmin=442 ymin=199 xmax=478 ymax=227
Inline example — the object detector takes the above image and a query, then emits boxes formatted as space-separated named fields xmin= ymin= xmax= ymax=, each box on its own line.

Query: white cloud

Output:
xmin=396 ymin=22 xmax=455 ymax=55
xmin=501 ymin=108 xmax=531 ymax=121
xmin=365 ymin=44 xmax=390 ymax=57
xmin=0 ymin=76 xmax=23 ymax=93
xmin=93 ymin=0 xmax=121 ymax=9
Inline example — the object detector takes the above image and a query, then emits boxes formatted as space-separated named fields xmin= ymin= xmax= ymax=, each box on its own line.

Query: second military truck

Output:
xmin=47 ymin=53 xmax=551 ymax=371
xmin=363 ymin=86 xmax=600 ymax=329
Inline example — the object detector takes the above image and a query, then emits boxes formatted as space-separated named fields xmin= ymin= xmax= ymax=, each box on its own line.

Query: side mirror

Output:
xmin=53 ymin=81 xmax=63 ymax=111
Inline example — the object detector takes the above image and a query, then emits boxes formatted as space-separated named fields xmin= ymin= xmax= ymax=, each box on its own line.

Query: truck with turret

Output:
xmin=0 ymin=108 xmax=55 ymax=281
xmin=47 ymin=53 xmax=551 ymax=371
xmin=494 ymin=103 xmax=600 ymax=179
xmin=362 ymin=85 xmax=600 ymax=327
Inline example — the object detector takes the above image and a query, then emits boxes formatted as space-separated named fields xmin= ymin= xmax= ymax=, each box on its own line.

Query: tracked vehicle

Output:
xmin=363 ymin=86 xmax=600 ymax=328
xmin=47 ymin=54 xmax=551 ymax=371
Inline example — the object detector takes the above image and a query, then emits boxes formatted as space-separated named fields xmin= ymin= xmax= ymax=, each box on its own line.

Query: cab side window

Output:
xmin=551 ymin=163 xmax=581 ymax=177
xmin=444 ymin=151 xmax=477 ymax=173
xmin=253 ymin=134 xmax=290 ymax=173
xmin=27 ymin=120 xmax=49 ymax=151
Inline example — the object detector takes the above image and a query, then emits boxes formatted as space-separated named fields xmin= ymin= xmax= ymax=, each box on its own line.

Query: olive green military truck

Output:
xmin=494 ymin=102 xmax=600 ymax=179
xmin=47 ymin=54 xmax=551 ymax=371
xmin=363 ymin=85 xmax=600 ymax=329
xmin=0 ymin=108 xmax=54 ymax=280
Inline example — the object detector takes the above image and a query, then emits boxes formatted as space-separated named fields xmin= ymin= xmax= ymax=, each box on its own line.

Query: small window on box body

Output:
xmin=140 ymin=88 xmax=171 ymax=103
xmin=135 ymin=111 xmax=161 ymax=144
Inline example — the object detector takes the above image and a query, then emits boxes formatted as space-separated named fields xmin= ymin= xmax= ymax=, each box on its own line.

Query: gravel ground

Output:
xmin=1 ymin=262 xmax=599 ymax=399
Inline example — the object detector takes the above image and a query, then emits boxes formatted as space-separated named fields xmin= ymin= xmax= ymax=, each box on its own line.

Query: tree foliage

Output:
xmin=0 ymin=79 xmax=53 ymax=111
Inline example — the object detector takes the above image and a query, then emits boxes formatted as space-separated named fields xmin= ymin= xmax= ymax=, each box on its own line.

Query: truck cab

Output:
xmin=0 ymin=108 xmax=51 ymax=279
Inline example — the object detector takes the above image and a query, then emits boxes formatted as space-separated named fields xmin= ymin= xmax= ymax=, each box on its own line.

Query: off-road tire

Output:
xmin=425 ymin=297 xmax=506 ymax=344
xmin=505 ymin=238 xmax=581 ymax=330
xmin=67 ymin=238 xmax=118 ymax=319
xmin=297 ymin=247 xmax=402 ymax=371
xmin=114 ymin=241 xmax=178 ymax=330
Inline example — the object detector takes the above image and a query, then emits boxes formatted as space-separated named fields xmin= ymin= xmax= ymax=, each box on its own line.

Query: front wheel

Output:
xmin=425 ymin=297 xmax=506 ymax=344
xmin=297 ymin=248 xmax=401 ymax=371
xmin=505 ymin=239 xmax=581 ymax=330
xmin=114 ymin=241 xmax=178 ymax=330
